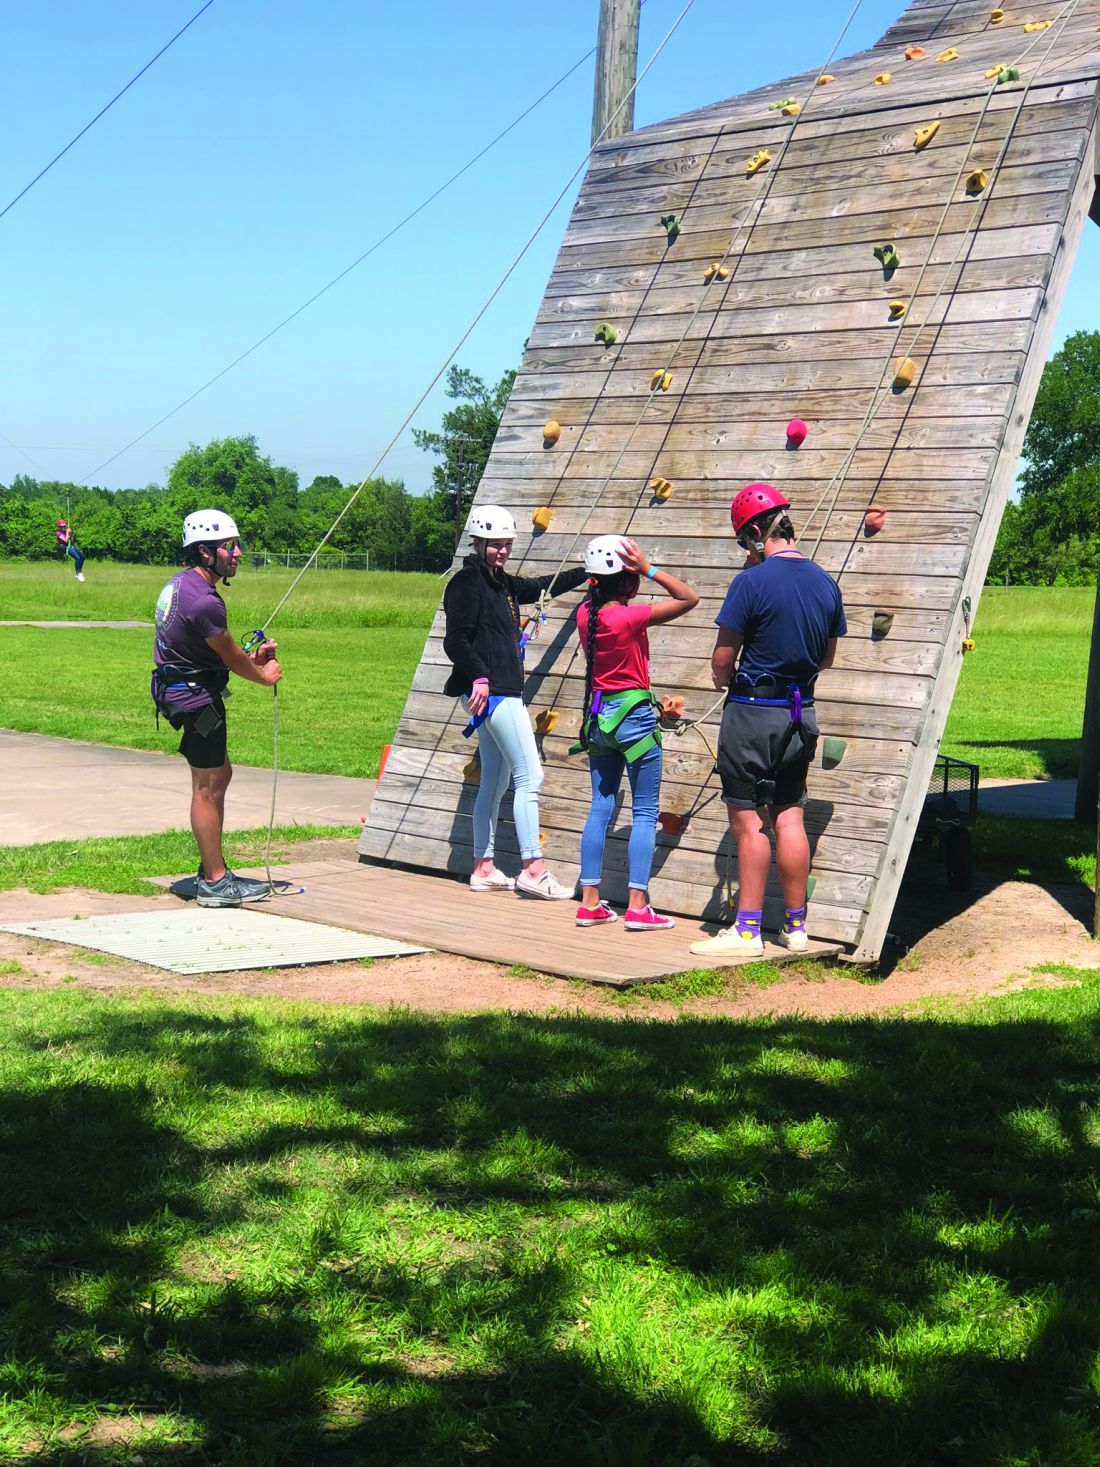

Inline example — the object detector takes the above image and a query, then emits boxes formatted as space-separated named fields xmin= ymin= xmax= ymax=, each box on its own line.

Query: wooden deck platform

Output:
xmin=155 ymin=858 xmax=841 ymax=987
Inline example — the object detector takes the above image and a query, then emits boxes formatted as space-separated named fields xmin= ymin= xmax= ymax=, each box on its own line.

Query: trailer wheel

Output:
xmin=944 ymin=825 xmax=972 ymax=891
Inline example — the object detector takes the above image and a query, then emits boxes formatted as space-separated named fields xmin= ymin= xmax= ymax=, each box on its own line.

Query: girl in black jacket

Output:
xmin=443 ymin=504 xmax=587 ymax=898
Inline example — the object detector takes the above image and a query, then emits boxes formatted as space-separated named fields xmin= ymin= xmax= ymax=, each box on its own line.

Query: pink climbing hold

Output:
xmin=786 ymin=418 xmax=808 ymax=446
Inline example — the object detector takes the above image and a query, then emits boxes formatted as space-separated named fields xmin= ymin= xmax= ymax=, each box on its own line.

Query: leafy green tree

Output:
xmin=167 ymin=435 xmax=299 ymax=551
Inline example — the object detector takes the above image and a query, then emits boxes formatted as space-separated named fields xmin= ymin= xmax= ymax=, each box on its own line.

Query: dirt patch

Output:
xmin=0 ymin=863 xmax=1096 ymax=1021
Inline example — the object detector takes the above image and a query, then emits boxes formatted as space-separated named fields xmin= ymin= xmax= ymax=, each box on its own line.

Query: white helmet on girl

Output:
xmin=468 ymin=505 xmax=516 ymax=541
xmin=584 ymin=534 xmax=628 ymax=576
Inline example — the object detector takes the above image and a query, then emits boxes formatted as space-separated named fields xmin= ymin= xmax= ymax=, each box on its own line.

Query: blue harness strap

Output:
xmin=462 ymin=694 xmax=506 ymax=738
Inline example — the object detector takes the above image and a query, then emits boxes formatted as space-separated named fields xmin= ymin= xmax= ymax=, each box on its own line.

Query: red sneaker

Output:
xmin=575 ymin=901 xmax=617 ymax=927
xmin=624 ymin=905 xmax=675 ymax=931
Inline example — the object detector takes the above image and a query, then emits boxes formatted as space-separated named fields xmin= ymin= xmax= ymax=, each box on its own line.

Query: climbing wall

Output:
xmin=361 ymin=0 xmax=1100 ymax=962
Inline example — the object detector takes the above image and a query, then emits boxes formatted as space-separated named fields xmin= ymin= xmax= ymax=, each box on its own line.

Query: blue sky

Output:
xmin=1 ymin=0 xmax=1096 ymax=497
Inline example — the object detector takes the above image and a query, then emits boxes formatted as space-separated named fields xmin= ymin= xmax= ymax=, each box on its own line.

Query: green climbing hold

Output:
xmin=873 ymin=241 xmax=900 ymax=270
xmin=594 ymin=322 xmax=618 ymax=345
xmin=659 ymin=213 xmax=680 ymax=244
xmin=821 ymin=737 xmax=847 ymax=770
xmin=871 ymin=610 xmax=895 ymax=639
xmin=806 ymin=876 xmax=817 ymax=901
xmin=997 ymin=65 xmax=1019 ymax=83
xmin=768 ymin=95 xmax=799 ymax=110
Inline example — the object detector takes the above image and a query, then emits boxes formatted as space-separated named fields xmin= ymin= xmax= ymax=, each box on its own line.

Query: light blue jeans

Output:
xmin=580 ymin=701 xmax=662 ymax=891
xmin=466 ymin=695 xmax=544 ymax=861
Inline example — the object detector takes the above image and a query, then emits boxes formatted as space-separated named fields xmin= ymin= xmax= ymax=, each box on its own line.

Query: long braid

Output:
xmin=580 ymin=582 xmax=601 ymax=744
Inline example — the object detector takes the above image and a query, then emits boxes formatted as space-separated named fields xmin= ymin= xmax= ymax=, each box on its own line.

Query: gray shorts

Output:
xmin=716 ymin=699 xmax=818 ymax=809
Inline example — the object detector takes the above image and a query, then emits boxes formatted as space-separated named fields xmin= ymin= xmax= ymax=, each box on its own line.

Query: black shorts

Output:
xmin=175 ymin=699 xmax=228 ymax=770
xmin=717 ymin=700 xmax=818 ymax=809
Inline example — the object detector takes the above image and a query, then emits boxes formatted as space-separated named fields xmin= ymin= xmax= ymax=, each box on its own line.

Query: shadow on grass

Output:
xmin=951 ymin=736 xmax=1081 ymax=782
xmin=5 ymin=993 xmax=1100 ymax=1464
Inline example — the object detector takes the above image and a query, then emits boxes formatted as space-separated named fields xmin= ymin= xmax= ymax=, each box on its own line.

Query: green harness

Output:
xmin=570 ymin=687 xmax=662 ymax=763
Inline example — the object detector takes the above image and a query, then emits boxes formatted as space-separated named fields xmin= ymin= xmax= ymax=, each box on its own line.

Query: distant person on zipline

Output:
xmin=690 ymin=484 xmax=845 ymax=960
xmin=55 ymin=519 xmax=86 ymax=581
xmin=443 ymin=504 xmax=588 ymax=899
xmin=151 ymin=509 xmax=282 ymax=909
xmin=572 ymin=535 xmax=697 ymax=931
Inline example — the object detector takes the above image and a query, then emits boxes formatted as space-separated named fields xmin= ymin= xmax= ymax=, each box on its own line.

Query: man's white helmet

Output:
xmin=182 ymin=509 xmax=241 ymax=548
xmin=468 ymin=505 xmax=516 ymax=541
xmin=584 ymin=534 xmax=628 ymax=576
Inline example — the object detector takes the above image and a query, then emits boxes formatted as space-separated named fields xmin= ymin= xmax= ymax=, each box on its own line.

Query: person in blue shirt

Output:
xmin=690 ymin=483 xmax=846 ymax=960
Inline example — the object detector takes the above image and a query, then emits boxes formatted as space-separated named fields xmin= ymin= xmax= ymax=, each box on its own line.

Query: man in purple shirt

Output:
xmin=152 ymin=509 xmax=282 ymax=908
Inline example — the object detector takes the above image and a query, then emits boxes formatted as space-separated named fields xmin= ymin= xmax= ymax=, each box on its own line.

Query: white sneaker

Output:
xmin=515 ymin=868 xmax=574 ymax=900
xmin=777 ymin=927 xmax=808 ymax=952
xmin=469 ymin=868 xmax=515 ymax=892
xmin=75 ymin=573 xmax=86 ymax=582
xmin=689 ymin=926 xmax=764 ymax=958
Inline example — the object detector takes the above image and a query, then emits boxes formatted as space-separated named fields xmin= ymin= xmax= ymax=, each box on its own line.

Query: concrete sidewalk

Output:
xmin=0 ymin=729 xmax=376 ymax=846
xmin=977 ymin=778 xmax=1077 ymax=821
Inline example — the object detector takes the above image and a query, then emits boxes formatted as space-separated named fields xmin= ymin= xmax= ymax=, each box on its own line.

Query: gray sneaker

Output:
xmin=197 ymin=872 xmax=272 ymax=908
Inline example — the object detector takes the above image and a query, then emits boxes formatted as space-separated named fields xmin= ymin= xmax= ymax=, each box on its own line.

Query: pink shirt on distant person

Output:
xmin=575 ymin=600 xmax=652 ymax=691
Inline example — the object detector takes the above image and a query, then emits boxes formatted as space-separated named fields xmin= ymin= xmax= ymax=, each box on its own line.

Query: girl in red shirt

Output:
xmin=574 ymin=536 xmax=697 ymax=929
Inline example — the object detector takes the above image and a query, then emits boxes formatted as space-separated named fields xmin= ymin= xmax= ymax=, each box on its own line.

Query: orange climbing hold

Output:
xmin=966 ymin=168 xmax=989 ymax=195
xmin=660 ymin=695 xmax=685 ymax=722
xmin=888 ymin=300 xmax=906 ymax=319
xmin=816 ymin=73 xmax=835 ymax=85
xmin=543 ymin=420 xmax=561 ymax=446
xmin=905 ymin=46 xmax=926 ymax=58
xmin=864 ymin=505 xmax=887 ymax=535
xmin=913 ymin=121 xmax=941 ymax=149
xmin=535 ymin=709 xmax=559 ymax=734
xmin=649 ymin=477 xmax=674 ymax=501
xmin=532 ymin=506 xmax=552 ymax=532
xmin=745 ymin=148 xmax=771 ymax=176
xmin=893 ymin=357 xmax=917 ymax=388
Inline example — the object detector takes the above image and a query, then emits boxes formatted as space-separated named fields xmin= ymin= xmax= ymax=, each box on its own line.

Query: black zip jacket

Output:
xmin=443 ymin=554 xmax=588 ymax=697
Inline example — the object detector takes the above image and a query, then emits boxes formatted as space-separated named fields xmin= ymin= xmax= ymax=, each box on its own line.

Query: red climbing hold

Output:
xmin=864 ymin=505 xmax=887 ymax=536
xmin=786 ymin=418 xmax=808 ymax=446
xmin=658 ymin=812 xmax=683 ymax=837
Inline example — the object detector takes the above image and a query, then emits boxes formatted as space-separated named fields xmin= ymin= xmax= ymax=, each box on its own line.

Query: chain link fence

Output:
xmin=250 ymin=551 xmax=370 ymax=570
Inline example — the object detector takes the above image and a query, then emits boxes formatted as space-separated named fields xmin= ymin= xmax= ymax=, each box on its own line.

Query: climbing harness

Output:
xmin=727 ymin=679 xmax=815 ymax=808
xmin=570 ymin=688 xmax=662 ymax=763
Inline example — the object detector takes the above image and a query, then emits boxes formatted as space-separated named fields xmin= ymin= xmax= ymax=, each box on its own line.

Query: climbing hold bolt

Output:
xmin=593 ymin=322 xmax=617 ymax=345
xmin=936 ymin=47 xmax=960 ymax=61
xmin=990 ymin=6 xmax=1005 ymax=19
xmin=745 ymin=148 xmax=772 ymax=176
xmin=543 ymin=420 xmax=561 ymax=446
xmin=532 ymin=506 xmax=552 ymax=532
xmin=873 ymin=72 xmax=892 ymax=85
xmin=905 ymin=46 xmax=927 ymax=58
xmin=658 ymin=812 xmax=684 ymax=837
xmin=871 ymin=609 xmax=894 ymax=638
xmin=888 ymin=300 xmax=907 ymax=319
xmin=816 ymin=73 xmax=835 ymax=85
xmin=769 ymin=96 xmax=799 ymax=109
xmin=913 ymin=121 xmax=941 ymax=149
xmin=864 ymin=506 xmax=888 ymax=536
xmin=786 ymin=418 xmax=808 ymax=446
xmin=966 ymin=168 xmax=989 ymax=195
xmin=893 ymin=357 xmax=917 ymax=389
xmin=659 ymin=213 xmax=681 ymax=243
xmin=1024 ymin=19 xmax=1052 ymax=31
xmin=703 ymin=261 xmax=730 ymax=282
xmin=650 ymin=369 xmax=673 ymax=392
xmin=649 ymin=477 xmax=674 ymax=501
xmin=535 ymin=709 xmax=559 ymax=734
xmin=821 ymin=737 xmax=847 ymax=769
xmin=780 ymin=102 xmax=801 ymax=117
xmin=997 ymin=65 xmax=1019 ymax=82
xmin=463 ymin=757 xmax=481 ymax=785
xmin=874 ymin=241 xmax=901 ymax=270
xmin=660 ymin=695 xmax=685 ymax=722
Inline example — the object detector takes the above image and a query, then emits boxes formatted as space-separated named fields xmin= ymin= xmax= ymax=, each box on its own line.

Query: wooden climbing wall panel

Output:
xmin=361 ymin=0 xmax=1100 ymax=963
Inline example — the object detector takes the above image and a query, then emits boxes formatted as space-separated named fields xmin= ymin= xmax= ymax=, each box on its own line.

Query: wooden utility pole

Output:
xmin=1076 ymin=569 xmax=1100 ymax=826
xmin=591 ymin=0 xmax=640 ymax=145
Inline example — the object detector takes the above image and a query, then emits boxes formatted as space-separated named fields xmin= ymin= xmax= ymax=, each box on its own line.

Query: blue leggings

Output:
xmin=580 ymin=704 xmax=662 ymax=891
xmin=65 ymin=543 xmax=85 ymax=573
xmin=469 ymin=695 xmax=544 ymax=861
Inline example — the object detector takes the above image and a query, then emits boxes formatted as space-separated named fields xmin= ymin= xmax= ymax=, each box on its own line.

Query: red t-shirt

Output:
xmin=575 ymin=600 xmax=653 ymax=691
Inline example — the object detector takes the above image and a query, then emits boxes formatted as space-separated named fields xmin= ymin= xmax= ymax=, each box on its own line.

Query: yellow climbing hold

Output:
xmin=650 ymin=369 xmax=674 ymax=392
xmin=463 ymin=757 xmax=481 ymax=785
xmin=888 ymin=300 xmax=907 ymax=319
xmin=745 ymin=148 xmax=771 ymax=176
xmin=985 ymin=64 xmax=1005 ymax=77
xmin=936 ymin=47 xmax=959 ymax=61
xmin=532 ymin=506 xmax=552 ymax=532
xmin=780 ymin=102 xmax=800 ymax=116
xmin=703 ymin=262 xmax=730 ymax=282
xmin=913 ymin=120 xmax=941 ymax=149
xmin=873 ymin=72 xmax=892 ymax=84
xmin=966 ymin=168 xmax=989 ymax=195
xmin=990 ymin=6 xmax=1005 ymax=18
xmin=535 ymin=709 xmax=559 ymax=734
xmin=649 ymin=477 xmax=674 ymax=501
xmin=905 ymin=46 xmax=926 ymax=58
xmin=962 ymin=638 xmax=976 ymax=653
xmin=893 ymin=356 xmax=917 ymax=388
xmin=543 ymin=420 xmax=561 ymax=446
xmin=816 ymin=73 xmax=835 ymax=85
xmin=1024 ymin=19 xmax=1052 ymax=30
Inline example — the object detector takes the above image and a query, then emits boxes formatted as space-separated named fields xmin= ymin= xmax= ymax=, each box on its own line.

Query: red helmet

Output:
xmin=57 ymin=519 xmax=67 ymax=527
xmin=730 ymin=483 xmax=790 ymax=537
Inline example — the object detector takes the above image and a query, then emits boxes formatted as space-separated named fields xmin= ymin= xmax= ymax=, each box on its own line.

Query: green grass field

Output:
xmin=4 ymin=977 xmax=1100 ymax=1465
xmin=0 ymin=562 xmax=1092 ymax=781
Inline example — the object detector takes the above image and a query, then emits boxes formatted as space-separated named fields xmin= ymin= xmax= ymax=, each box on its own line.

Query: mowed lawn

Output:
xmin=0 ymin=562 xmax=1092 ymax=781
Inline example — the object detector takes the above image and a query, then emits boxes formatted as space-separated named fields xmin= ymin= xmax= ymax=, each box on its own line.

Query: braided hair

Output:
xmin=580 ymin=569 xmax=641 ymax=743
